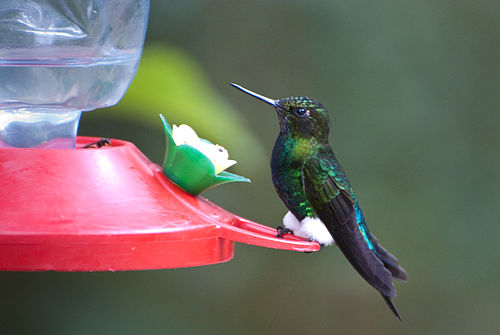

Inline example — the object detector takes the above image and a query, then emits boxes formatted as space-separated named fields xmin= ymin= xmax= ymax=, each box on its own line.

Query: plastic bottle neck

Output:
xmin=0 ymin=109 xmax=81 ymax=148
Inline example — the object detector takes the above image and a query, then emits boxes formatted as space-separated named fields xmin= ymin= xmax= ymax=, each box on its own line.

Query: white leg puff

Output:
xmin=282 ymin=211 xmax=335 ymax=246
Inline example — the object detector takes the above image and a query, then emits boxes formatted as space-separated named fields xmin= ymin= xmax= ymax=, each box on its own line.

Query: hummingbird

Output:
xmin=230 ymin=83 xmax=407 ymax=320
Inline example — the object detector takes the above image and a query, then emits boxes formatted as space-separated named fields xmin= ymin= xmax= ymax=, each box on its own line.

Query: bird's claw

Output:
xmin=276 ymin=225 xmax=294 ymax=238
xmin=82 ymin=138 xmax=111 ymax=148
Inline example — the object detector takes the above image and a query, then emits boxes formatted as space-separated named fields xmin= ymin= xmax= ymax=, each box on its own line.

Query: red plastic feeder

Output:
xmin=0 ymin=137 xmax=319 ymax=271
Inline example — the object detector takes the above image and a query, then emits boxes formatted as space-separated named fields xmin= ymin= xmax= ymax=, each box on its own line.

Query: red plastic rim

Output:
xmin=0 ymin=137 xmax=319 ymax=271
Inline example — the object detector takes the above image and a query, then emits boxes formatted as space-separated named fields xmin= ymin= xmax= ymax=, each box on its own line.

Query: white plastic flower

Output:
xmin=172 ymin=124 xmax=237 ymax=174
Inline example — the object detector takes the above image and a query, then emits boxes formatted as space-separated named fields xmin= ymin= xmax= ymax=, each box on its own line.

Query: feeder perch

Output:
xmin=0 ymin=137 xmax=320 ymax=271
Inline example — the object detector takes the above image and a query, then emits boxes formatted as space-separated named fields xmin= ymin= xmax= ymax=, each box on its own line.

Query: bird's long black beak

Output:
xmin=229 ymin=83 xmax=277 ymax=107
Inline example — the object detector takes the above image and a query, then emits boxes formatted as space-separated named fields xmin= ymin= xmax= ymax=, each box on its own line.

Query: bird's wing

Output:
xmin=302 ymin=155 xmax=396 ymax=298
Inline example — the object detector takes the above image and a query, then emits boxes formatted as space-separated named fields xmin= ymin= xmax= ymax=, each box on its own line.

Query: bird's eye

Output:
xmin=294 ymin=108 xmax=309 ymax=117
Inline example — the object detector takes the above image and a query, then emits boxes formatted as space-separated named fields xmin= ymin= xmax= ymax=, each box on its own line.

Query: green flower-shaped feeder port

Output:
xmin=160 ymin=115 xmax=250 ymax=195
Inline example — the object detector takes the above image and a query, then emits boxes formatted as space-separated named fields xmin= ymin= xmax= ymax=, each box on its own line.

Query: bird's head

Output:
xmin=230 ymin=83 xmax=330 ymax=142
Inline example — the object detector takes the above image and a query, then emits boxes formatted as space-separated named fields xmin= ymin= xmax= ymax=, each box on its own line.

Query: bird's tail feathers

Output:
xmin=382 ymin=294 xmax=402 ymax=321
xmin=371 ymin=235 xmax=407 ymax=282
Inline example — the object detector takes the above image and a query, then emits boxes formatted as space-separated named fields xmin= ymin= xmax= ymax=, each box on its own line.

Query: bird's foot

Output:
xmin=82 ymin=138 xmax=111 ymax=148
xmin=276 ymin=226 xmax=294 ymax=238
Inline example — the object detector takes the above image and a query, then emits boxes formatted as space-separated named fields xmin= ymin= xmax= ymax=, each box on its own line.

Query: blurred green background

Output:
xmin=2 ymin=1 xmax=500 ymax=334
